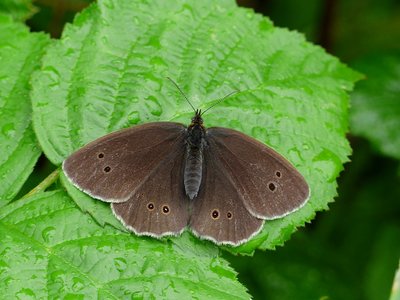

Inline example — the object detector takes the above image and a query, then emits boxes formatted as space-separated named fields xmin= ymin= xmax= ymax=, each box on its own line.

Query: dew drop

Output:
xmin=16 ymin=288 xmax=35 ymax=299
xmin=127 ymin=111 xmax=140 ymax=124
xmin=253 ymin=108 xmax=261 ymax=114
xmin=41 ymin=226 xmax=56 ymax=243
xmin=114 ymin=257 xmax=127 ymax=272
xmin=71 ymin=277 xmax=85 ymax=292
xmin=206 ymin=51 xmax=215 ymax=60
xmin=2 ymin=123 xmax=15 ymax=138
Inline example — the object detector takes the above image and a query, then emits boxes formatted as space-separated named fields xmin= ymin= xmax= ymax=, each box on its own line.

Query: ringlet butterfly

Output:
xmin=63 ymin=79 xmax=310 ymax=246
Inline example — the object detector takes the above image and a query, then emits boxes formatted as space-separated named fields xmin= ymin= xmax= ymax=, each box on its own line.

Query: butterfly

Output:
xmin=63 ymin=79 xmax=310 ymax=246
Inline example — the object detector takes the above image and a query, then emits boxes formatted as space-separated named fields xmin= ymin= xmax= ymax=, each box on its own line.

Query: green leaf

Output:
xmin=334 ymin=0 xmax=400 ymax=60
xmin=390 ymin=261 xmax=400 ymax=300
xmin=350 ymin=53 xmax=400 ymax=160
xmin=0 ymin=15 xmax=50 ymax=205
xmin=0 ymin=191 xmax=250 ymax=299
xmin=0 ymin=0 xmax=37 ymax=22
xmin=60 ymin=171 xmax=127 ymax=231
xmin=31 ymin=0 xmax=360 ymax=252
xmin=364 ymin=227 xmax=400 ymax=300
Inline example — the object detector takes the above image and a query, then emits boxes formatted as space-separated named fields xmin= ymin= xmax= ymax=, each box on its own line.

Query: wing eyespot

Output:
xmin=275 ymin=171 xmax=281 ymax=178
xmin=211 ymin=209 xmax=220 ymax=220
xmin=162 ymin=205 xmax=170 ymax=215
xmin=103 ymin=166 xmax=111 ymax=173
xmin=147 ymin=203 xmax=155 ymax=211
xmin=227 ymin=212 xmax=233 ymax=219
xmin=98 ymin=153 xmax=104 ymax=159
xmin=268 ymin=182 xmax=277 ymax=192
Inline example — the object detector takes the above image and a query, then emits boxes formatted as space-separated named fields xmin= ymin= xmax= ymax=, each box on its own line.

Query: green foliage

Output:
xmin=31 ymin=0 xmax=360 ymax=254
xmin=229 ymin=141 xmax=400 ymax=300
xmin=60 ymin=172 xmax=127 ymax=231
xmin=0 ymin=0 xmax=36 ymax=21
xmin=0 ymin=190 xmax=249 ymax=299
xmin=2 ymin=0 xmax=386 ymax=298
xmin=0 ymin=15 xmax=49 ymax=205
xmin=334 ymin=0 xmax=400 ymax=60
xmin=350 ymin=53 xmax=400 ymax=160
xmin=390 ymin=263 xmax=400 ymax=300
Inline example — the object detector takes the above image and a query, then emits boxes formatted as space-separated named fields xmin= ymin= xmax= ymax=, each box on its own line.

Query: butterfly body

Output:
xmin=184 ymin=109 xmax=206 ymax=200
xmin=63 ymin=110 xmax=310 ymax=246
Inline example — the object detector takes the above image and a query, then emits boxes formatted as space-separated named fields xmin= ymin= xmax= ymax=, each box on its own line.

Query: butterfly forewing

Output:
xmin=63 ymin=122 xmax=186 ymax=202
xmin=112 ymin=145 xmax=189 ymax=237
xmin=205 ymin=127 xmax=310 ymax=219
xmin=189 ymin=148 xmax=264 ymax=246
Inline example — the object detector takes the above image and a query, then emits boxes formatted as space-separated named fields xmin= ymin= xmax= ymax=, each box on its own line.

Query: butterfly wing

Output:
xmin=205 ymin=127 xmax=310 ymax=220
xmin=189 ymin=148 xmax=264 ymax=246
xmin=63 ymin=122 xmax=186 ymax=203
xmin=111 ymin=144 xmax=189 ymax=237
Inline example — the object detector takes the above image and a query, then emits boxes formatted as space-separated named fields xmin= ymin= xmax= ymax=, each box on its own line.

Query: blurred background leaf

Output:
xmin=350 ymin=53 xmax=400 ymax=160
xmin=390 ymin=262 xmax=400 ymax=300
xmin=0 ymin=0 xmax=37 ymax=22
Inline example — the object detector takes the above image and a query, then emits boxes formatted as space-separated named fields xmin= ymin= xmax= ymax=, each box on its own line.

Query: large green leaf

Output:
xmin=31 ymin=0 xmax=360 ymax=252
xmin=0 ymin=190 xmax=249 ymax=299
xmin=0 ymin=15 xmax=49 ymax=205
xmin=350 ymin=53 xmax=400 ymax=160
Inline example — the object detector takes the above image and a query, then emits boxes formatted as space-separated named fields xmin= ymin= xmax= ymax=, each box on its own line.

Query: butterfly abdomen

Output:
xmin=184 ymin=145 xmax=204 ymax=199
xmin=184 ymin=120 xmax=206 ymax=200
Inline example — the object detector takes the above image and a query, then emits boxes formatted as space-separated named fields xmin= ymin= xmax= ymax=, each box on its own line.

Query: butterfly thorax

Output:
xmin=184 ymin=110 xmax=206 ymax=200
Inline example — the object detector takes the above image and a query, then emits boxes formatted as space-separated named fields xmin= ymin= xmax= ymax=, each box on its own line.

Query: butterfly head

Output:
xmin=191 ymin=109 xmax=204 ymax=126
xmin=187 ymin=109 xmax=205 ymax=146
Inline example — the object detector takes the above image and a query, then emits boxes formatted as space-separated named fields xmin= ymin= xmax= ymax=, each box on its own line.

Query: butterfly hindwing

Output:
xmin=189 ymin=147 xmax=264 ymax=246
xmin=111 ymin=145 xmax=189 ymax=237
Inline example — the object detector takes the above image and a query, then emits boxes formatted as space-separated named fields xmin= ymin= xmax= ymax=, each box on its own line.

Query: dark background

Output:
xmin=19 ymin=0 xmax=400 ymax=299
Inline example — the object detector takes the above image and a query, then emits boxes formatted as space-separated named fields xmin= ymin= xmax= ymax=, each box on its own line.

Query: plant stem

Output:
xmin=21 ymin=169 xmax=60 ymax=199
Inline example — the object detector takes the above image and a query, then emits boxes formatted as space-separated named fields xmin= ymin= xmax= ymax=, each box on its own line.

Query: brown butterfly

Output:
xmin=63 ymin=79 xmax=310 ymax=246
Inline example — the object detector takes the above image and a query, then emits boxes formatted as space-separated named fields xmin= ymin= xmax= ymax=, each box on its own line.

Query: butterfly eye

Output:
xmin=211 ymin=209 xmax=220 ymax=220
xmin=162 ymin=205 xmax=170 ymax=214
xmin=98 ymin=153 xmax=104 ymax=159
xmin=275 ymin=171 xmax=281 ymax=178
xmin=268 ymin=182 xmax=276 ymax=192
xmin=147 ymin=203 xmax=155 ymax=211
xmin=103 ymin=166 xmax=111 ymax=173
xmin=227 ymin=212 xmax=233 ymax=219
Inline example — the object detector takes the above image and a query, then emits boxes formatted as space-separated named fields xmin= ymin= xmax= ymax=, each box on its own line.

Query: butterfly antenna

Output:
xmin=201 ymin=89 xmax=240 ymax=115
xmin=166 ymin=77 xmax=196 ymax=112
